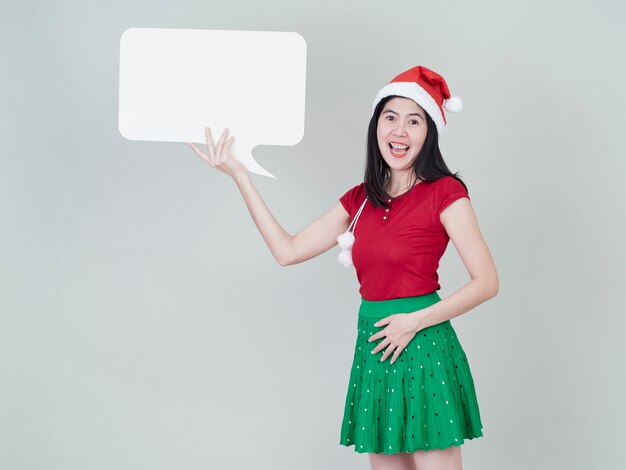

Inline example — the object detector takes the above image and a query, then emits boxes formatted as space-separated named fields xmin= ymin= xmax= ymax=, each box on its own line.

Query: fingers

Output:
xmin=380 ymin=345 xmax=395 ymax=361
xmin=371 ymin=338 xmax=390 ymax=355
xmin=192 ymin=127 xmax=236 ymax=171
xmin=369 ymin=318 xmax=392 ymax=341
xmin=370 ymin=333 xmax=405 ymax=363
xmin=205 ymin=127 xmax=216 ymax=161
xmin=188 ymin=142 xmax=209 ymax=164
xmin=389 ymin=345 xmax=406 ymax=364
xmin=374 ymin=315 xmax=394 ymax=328
xmin=369 ymin=331 xmax=383 ymax=342
xmin=215 ymin=128 xmax=229 ymax=164
xmin=381 ymin=344 xmax=398 ymax=362
xmin=368 ymin=318 xmax=391 ymax=342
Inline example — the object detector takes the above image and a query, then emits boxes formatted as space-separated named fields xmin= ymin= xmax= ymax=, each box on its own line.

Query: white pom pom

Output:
xmin=337 ymin=231 xmax=355 ymax=250
xmin=337 ymin=248 xmax=353 ymax=267
xmin=443 ymin=96 xmax=463 ymax=113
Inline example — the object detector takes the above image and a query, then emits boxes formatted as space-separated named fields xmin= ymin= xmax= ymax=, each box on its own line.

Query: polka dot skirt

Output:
xmin=339 ymin=292 xmax=483 ymax=454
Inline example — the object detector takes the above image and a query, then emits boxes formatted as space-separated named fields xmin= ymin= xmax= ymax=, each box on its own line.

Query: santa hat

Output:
xmin=371 ymin=65 xmax=462 ymax=136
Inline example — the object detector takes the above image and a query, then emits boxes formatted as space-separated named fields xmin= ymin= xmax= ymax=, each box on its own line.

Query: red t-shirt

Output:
xmin=339 ymin=176 xmax=470 ymax=301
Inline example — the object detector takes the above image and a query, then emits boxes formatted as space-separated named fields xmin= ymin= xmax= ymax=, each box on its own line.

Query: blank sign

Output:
xmin=118 ymin=27 xmax=307 ymax=178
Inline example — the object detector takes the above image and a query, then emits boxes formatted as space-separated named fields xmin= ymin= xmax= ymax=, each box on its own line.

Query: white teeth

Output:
xmin=390 ymin=143 xmax=409 ymax=150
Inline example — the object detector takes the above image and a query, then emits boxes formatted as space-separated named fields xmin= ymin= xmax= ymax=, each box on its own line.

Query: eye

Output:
xmin=409 ymin=119 xmax=419 ymax=125
xmin=385 ymin=115 xmax=395 ymax=121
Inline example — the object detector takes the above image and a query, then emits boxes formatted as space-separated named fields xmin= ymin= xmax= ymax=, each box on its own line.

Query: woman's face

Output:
xmin=376 ymin=97 xmax=428 ymax=171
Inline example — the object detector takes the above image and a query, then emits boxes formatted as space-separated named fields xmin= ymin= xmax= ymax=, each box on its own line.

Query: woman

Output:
xmin=189 ymin=65 xmax=498 ymax=470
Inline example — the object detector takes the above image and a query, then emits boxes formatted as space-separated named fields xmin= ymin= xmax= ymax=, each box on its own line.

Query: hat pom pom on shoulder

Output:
xmin=443 ymin=96 xmax=463 ymax=113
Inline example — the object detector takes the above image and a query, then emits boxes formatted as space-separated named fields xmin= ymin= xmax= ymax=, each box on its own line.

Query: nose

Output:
xmin=391 ymin=121 xmax=408 ymax=136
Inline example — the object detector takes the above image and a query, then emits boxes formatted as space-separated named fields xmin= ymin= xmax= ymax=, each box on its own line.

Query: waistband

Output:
xmin=359 ymin=291 xmax=441 ymax=319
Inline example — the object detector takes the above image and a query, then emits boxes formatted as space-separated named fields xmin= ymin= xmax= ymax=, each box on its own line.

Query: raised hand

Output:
xmin=188 ymin=127 xmax=247 ymax=179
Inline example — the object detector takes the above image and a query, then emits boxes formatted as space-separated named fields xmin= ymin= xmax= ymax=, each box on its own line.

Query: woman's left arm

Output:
xmin=413 ymin=197 xmax=499 ymax=331
xmin=369 ymin=197 xmax=498 ymax=364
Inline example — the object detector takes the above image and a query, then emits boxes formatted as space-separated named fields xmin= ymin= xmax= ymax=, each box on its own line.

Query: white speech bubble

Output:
xmin=118 ymin=27 xmax=307 ymax=178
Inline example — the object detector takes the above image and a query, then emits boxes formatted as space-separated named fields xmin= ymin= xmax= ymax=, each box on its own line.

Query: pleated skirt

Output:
xmin=339 ymin=291 xmax=483 ymax=454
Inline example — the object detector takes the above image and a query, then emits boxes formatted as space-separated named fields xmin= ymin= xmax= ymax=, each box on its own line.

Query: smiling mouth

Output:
xmin=389 ymin=142 xmax=409 ymax=158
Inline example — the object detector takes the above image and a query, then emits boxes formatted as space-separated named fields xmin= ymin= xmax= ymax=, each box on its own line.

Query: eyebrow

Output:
xmin=382 ymin=109 xmax=424 ymax=119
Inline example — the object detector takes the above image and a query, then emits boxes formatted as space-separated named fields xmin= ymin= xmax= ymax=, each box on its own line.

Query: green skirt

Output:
xmin=339 ymin=291 xmax=483 ymax=454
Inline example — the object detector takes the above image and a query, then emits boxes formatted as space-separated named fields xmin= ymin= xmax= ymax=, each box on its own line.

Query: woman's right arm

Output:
xmin=234 ymin=172 xmax=350 ymax=266
xmin=189 ymin=127 xmax=351 ymax=266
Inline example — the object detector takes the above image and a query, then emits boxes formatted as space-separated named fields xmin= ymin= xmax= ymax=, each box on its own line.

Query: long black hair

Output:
xmin=364 ymin=95 xmax=468 ymax=208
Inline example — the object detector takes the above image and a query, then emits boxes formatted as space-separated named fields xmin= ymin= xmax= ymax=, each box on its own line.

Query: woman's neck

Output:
xmin=385 ymin=172 xmax=421 ymax=196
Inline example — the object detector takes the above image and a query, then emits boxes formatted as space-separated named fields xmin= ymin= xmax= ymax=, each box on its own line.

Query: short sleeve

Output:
xmin=433 ymin=176 xmax=470 ymax=222
xmin=339 ymin=182 xmax=365 ymax=219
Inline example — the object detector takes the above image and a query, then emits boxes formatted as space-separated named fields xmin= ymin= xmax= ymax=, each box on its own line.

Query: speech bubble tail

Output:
xmin=244 ymin=159 xmax=277 ymax=179
xmin=232 ymin=140 xmax=277 ymax=179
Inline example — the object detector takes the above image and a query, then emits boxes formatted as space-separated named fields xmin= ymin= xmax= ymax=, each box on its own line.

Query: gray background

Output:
xmin=2 ymin=0 xmax=625 ymax=469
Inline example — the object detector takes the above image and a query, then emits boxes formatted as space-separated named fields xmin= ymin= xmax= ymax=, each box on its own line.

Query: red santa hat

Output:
xmin=371 ymin=65 xmax=462 ymax=136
